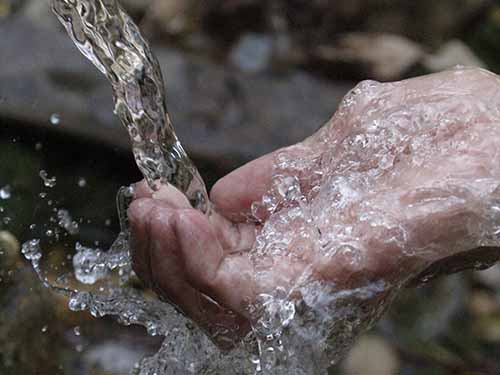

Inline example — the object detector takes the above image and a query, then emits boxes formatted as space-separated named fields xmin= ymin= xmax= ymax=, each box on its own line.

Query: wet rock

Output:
xmin=424 ymin=40 xmax=486 ymax=72
xmin=314 ymin=33 xmax=424 ymax=81
xmin=0 ymin=18 xmax=354 ymax=172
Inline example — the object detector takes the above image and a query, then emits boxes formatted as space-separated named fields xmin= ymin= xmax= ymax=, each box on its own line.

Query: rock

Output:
xmin=0 ymin=17 xmax=354 ymax=173
xmin=341 ymin=335 xmax=400 ymax=375
xmin=424 ymin=39 xmax=487 ymax=72
xmin=229 ymin=33 xmax=273 ymax=73
xmin=314 ymin=33 xmax=424 ymax=81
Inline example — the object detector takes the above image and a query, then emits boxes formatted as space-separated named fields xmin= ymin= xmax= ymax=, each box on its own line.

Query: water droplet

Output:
xmin=73 ymin=243 xmax=107 ymax=284
xmin=41 ymin=325 xmax=48 ymax=333
xmin=0 ymin=185 xmax=11 ymax=200
xmin=39 ymin=170 xmax=57 ymax=188
xmin=77 ymin=178 xmax=87 ymax=187
xmin=50 ymin=113 xmax=61 ymax=125
xmin=35 ymin=142 xmax=43 ymax=151
xmin=21 ymin=239 xmax=42 ymax=262
xmin=73 ymin=326 xmax=81 ymax=336
xmin=57 ymin=209 xmax=79 ymax=235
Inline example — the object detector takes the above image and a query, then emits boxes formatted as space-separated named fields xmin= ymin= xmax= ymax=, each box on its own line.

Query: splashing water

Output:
xmin=23 ymin=1 xmax=500 ymax=375
xmin=17 ymin=1 xmax=396 ymax=374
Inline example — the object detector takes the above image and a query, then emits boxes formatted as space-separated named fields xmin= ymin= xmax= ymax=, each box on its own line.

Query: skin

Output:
xmin=128 ymin=67 xmax=500 ymax=346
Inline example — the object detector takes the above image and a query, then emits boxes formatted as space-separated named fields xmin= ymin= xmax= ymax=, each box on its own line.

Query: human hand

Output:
xmin=128 ymin=67 xmax=500 ymax=348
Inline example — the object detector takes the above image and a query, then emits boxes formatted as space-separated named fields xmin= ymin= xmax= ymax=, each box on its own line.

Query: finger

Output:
xmin=210 ymin=151 xmax=277 ymax=222
xmin=130 ymin=200 xmax=249 ymax=345
xmin=174 ymin=209 xmax=256 ymax=316
xmin=134 ymin=180 xmax=192 ymax=208
xmin=211 ymin=144 xmax=316 ymax=221
xmin=133 ymin=180 xmax=153 ymax=200
xmin=128 ymin=197 xmax=156 ymax=287
xmin=207 ymin=210 xmax=256 ymax=254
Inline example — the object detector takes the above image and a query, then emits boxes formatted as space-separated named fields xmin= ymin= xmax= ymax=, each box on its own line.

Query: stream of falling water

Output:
xmin=52 ymin=0 xmax=209 ymax=213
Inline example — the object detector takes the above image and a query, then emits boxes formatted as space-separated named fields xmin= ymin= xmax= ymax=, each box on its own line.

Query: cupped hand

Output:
xmin=128 ymin=67 xmax=500 ymax=347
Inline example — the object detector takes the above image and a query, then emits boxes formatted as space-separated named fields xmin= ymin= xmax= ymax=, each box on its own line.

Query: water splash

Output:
xmin=25 ymin=2 xmax=500 ymax=375
xmin=18 ymin=1 xmax=392 ymax=374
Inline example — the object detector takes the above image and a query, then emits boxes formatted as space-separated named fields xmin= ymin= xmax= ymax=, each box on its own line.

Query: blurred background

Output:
xmin=2 ymin=0 xmax=500 ymax=374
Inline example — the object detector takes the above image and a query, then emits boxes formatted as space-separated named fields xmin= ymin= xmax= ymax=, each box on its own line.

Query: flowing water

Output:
xmin=21 ymin=1 xmax=500 ymax=375
xmin=51 ymin=0 xmax=209 ymax=213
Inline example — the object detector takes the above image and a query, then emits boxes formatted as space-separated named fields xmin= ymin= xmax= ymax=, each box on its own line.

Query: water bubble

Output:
xmin=57 ymin=209 xmax=79 ymax=235
xmin=0 ymin=185 xmax=11 ymax=200
xmin=73 ymin=326 xmax=81 ymax=336
xmin=73 ymin=243 xmax=107 ymax=284
xmin=50 ymin=113 xmax=61 ymax=125
xmin=68 ymin=293 xmax=89 ymax=312
xmin=39 ymin=170 xmax=57 ymax=188
xmin=21 ymin=239 xmax=42 ymax=262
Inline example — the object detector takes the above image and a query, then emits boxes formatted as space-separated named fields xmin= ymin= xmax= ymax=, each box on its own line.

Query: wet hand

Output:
xmin=128 ymin=67 xmax=500 ymax=346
